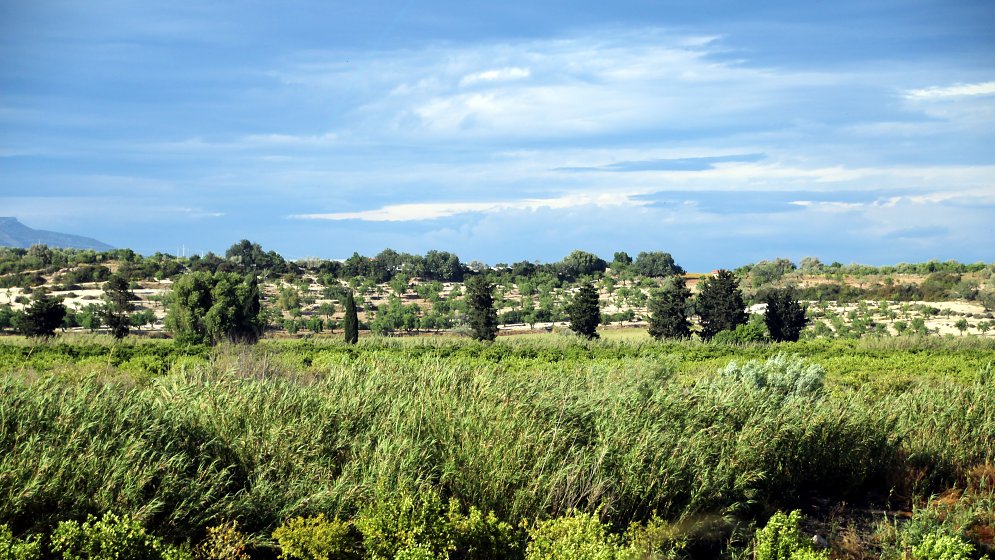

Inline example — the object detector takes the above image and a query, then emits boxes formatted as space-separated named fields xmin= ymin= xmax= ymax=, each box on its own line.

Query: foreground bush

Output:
xmin=49 ymin=512 xmax=191 ymax=560
xmin=753 ymin=510 xmax=827 ymax=560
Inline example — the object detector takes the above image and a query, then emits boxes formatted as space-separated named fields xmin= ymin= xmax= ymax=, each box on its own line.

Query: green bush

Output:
xmin=355 ymin=490 xmax=454 ymax=559
xmin=194 ymin=521 xmax=249 ymax=560
xmin=623 ymin=516 xmax=688 ymax=560
xmin=354 ymin=489 xmax=520 ymax=560
xmin=394 ymin=544 xmax=444 ymax=560
xmin=50 ymin=512 xmax=191 ymax=560
xmin=525 ymin=511 xmax=626 ymax=560
xmin=272 ymin=514 xmax=360 ymax=560
xmin=0 ymin=524 xmax=42 ymax=560
xmin=753 ymin=510 xmax=827 ymax=560
xmin=719 ymin=354 xmax=825 ymax=397
xmin=912 ymin=531 xmax=975 ymax=560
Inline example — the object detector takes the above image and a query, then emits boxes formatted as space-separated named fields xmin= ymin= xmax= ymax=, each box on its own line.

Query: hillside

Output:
xmin=0 ymin=217 xmax=113 ymax=251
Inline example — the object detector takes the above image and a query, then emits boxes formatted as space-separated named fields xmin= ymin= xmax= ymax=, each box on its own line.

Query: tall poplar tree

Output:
xmin=568 ymin=281 xmax=601 ymax=339
xmin=343 ymin=290 xmax=359 ymax=344
xmin=465 ymin=275 xmax=498 ymax=341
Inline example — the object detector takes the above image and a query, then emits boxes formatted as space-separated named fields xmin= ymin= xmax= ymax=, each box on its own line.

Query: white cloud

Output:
xmin=459 ymin=67 xmax=531 ymax=87
xmin=905 ymin=81 xmax=995 ymax=99
xmin=291 ymin=191 xmax=648 ymax=222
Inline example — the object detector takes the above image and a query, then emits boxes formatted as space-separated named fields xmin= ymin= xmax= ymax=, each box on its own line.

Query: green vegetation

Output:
xmin=18 ymin=290 xmax=66 ymax=338
xmin=568 ymin=281 xmax=601 ymax=339
xmin=465 ymin=275 xmax=498 ymax=342
xmin=647 ymin=275 xmax=692 ymax=340
xmin=0 ymin=335 xmax=992 ymax=558
xmin=164 ymin=271 xmax=263 ymax=345
xmin=343 ymin=291 xmax=359 ymax=344
xmin=695 ymin=270 xmax=747 ymax=340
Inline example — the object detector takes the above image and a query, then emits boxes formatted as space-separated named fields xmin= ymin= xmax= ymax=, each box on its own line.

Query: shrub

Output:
xmin=355 ymin=490 xmax=454 ymax=559
xmin=0 ymin=524 xmax=42 ymax=560
xmin=525 ymin=511 xmax=625 ymax=560
xmin=754 ymin=510 xmax=827 ymax=560
xmin=194 ymin=521 xmax=250 ymax=560
xmin=272 ymin=514 xmax=360 ymax=560
xmin=719 ymin=354 xmax=825 ymax=397
xmin=912 ymin=531 xmax=975 ymax=560
xmin=623 ymin=517 xmax=688 ymax=559
xmin=393 ymin=544 xmax=443 ymax=560
xmin=50 ymin=512 xmax=191 ymax=560
xmin=355 ymin=489 xmax=520 ymax=560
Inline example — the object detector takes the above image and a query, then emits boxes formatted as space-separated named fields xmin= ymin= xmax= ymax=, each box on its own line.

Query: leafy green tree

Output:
xmin=647 ymin=275 xmax=691 ymax=339
xmin=343 ymin=291 xmax=359 ymax=344
xmin=422 ymin=250 xmax=465 ymax=282
xmin=763 ymin=288 xmax=808 ymax=342
xmin=129 ymin=309 xmax=156 ymax=330
xmin=747 ymin=258 xmax=797 ymax=288
xmin=165 ymin=272 xmax=263 ymax=345
xmin=633 ymin=251 xmax=684 ymax=278
xmin=19 ymin=290 xmax=67 ymax=338
xmin=102 ymin=273 xmax=135 ymax=339
xmin=954 ymin=317 xmax=969 ymax=335
xmin=0 ymin=304 xmax=16 ymax=332
xmin=611 ymin=251 xmax=633 ymax=269
xmin=558 ymin=250 xmax=607 ymax=281
xmin=465 ymin=275 xmax=498 ymax=341
xmin=568 ymin=281 xmax=601 ymax=339
xmin=695 ymin=270 xmax=747 ymax=340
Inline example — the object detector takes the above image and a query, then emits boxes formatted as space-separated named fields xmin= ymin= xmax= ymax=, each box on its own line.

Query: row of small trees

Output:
xmin=647 ymin=270 xmax=807 ymax=342
xmin=7 ymin=268 xmax=804 ymax=344
xmin=1 ymin=273 xmax=142 ymax=339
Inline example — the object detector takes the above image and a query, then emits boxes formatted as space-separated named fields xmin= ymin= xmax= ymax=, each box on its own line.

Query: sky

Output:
xmin=1 ymin=0 xmax=993 ymax=270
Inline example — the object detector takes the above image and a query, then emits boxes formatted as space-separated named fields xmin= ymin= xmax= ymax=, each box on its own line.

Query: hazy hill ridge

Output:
xmin=0 ymin=217 xmax=113 ymax=251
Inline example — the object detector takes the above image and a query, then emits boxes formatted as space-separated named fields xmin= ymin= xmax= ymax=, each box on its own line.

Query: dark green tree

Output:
xmin=19 ymin=290 xmax=67 ymax=338
xmin=568 ymin=281 xmax=601 ymax=339
xmin=558 ymin=250 xmax=607 ymax=281
xmin=0 ymin=304 xmax=16 ymax=333
xmin=647 ymin=275 xmax=692 ymax=339
xmin=695 ymin=270 xmax=747 ymax=340
xmin=763 ymin=288 xmax=808 ymax=342
xmin=165 ymin=272 xmax=263 ymax=345
xmin=343 ymin=290 xmax=359 ymax=344
xmin=102 ymin=273 xmax=135 ymax=339
xmin=465 ymin=275 xmax=498 ymax=341
xmin=633 ymin=251 xmax=685 ymax=278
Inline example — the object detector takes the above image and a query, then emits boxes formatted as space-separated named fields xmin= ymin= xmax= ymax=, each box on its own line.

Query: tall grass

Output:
xmin=2 ymin=338 xmax=993 ymax=546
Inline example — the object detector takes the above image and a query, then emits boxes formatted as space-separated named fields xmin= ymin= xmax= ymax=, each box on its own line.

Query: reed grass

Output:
xmin=1 ymin=337 xmax=992 ymax=548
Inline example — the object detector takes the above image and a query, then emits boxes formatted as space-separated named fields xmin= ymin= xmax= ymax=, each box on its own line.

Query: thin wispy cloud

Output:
xmin=291 ymin=191 xmax=649 ymax=222
xmin=905 ymin=81 xmax=995 ymax=100
xmin=459 ymin=67 xmax=531 ymax=87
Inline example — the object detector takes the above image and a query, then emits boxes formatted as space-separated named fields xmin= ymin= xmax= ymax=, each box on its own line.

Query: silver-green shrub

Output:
xmin=719 ymin=354 xmax=825 ymax=397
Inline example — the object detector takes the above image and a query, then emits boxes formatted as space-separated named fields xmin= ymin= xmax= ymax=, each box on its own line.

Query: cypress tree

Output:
xmin=695 ymin=269 xmax=747 ymax=340
xmin=568 ymin=281 xmax=601 ymax=339
xmin=647 ymin=275 xmax=691 ymax=339
xmin=343 ymin=290 xmax=359 ymax=344
xmin=465 ymin=275 xmax=498 ymax=341
xmin=764 ymin=288 xmax=808 ymax=342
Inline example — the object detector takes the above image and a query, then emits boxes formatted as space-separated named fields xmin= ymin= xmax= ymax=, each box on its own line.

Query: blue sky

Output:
xmin=1 ymin=1 xmax=993 ymax=270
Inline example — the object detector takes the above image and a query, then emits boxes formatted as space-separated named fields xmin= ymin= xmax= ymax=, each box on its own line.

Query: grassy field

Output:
xmin=1 ymin=335 xmax=993 ymax=559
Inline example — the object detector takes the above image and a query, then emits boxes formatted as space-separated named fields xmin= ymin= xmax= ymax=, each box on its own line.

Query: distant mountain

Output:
xmin=0 ymin=217 xmax=114 ymax=251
